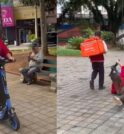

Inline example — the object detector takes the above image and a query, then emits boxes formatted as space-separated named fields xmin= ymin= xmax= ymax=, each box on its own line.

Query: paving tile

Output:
xmin=57 ymin=50 xmax=124 ymax=134
xmin=0 ymin=74 xmax=56 ymax=134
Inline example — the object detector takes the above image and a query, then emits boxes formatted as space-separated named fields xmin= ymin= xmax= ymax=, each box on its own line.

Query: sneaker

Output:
xmin=99 ymin=86 xmax=106 ymax=90
xmin=113 ymin=96 xmax=123 ymax=106
xmin=90 ymin=81 xmax=94 ymax=90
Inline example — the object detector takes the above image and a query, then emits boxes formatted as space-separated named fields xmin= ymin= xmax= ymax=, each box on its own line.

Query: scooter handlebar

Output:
xmin=111 ymin=62 xmax=118 ymax=70
xmin=0 ymin=56 xmax=16 ymax=64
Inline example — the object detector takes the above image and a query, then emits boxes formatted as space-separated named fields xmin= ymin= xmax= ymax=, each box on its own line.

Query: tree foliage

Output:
xmin=58 ymin=0 xmax=124 ymax=34
xmin=20 ymin=0 xmax=56 ymax=11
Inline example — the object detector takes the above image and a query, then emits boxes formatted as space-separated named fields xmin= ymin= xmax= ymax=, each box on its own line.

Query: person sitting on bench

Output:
xmin=20 ymin=42 xmax=43 ymax=85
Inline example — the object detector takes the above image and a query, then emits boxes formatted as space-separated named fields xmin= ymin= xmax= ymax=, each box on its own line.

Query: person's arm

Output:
xmin=0 ymin=39 xmax=15 ymax=61
xmin=29 ymin=54 xmax=37 ymax=62
xmin=6 ymin=53 xmax=15 ymax=61
xmin=30 ymin=52 xmax=43 ymax=63
xmin=103 ymin=40 xmax=108 ymax=53
xmin=117 ymin=59 xmax=122 ymax=67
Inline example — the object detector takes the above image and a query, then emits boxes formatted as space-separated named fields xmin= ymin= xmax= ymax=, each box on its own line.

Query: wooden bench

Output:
xmin=37 ymin=56 xmax=57 ymax=92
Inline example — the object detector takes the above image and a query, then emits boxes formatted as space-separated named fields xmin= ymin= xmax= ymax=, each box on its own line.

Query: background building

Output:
xmin=1 ymin=0 xmax=56 ymax=45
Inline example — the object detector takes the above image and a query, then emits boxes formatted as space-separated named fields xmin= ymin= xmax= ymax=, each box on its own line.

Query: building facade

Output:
xmin=1 ymin=0 xmax=56 ymax=45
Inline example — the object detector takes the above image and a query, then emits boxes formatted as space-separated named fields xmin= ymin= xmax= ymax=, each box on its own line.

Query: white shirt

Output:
xmin=29 ymin=51 xmax=43 ymax=67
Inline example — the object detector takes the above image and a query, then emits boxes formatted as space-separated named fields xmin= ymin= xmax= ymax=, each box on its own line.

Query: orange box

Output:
xmin=80 ymin=37 xmax=105 ymax=57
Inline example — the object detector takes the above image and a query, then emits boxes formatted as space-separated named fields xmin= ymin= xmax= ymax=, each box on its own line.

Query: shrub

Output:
xmin=67 ymin=28 xmax=115 ymax=50
xmin=101 ymin=31 xmax=115 ymax=43
xmin=28 ymin=34 xmax=36 ymax=42
xmin=67 ymin=36 xmax=84 ymax=49
xmin=82 ymin=28 xmax=94 ymax=38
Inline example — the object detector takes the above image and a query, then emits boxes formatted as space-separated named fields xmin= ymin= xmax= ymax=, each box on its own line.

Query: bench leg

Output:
xmin=50 ymin=81 xmax=57 ymax=92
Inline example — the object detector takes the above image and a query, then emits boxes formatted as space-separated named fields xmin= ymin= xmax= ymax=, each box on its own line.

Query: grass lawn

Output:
xmin=57 ymin=47 xmax=81 ymax=56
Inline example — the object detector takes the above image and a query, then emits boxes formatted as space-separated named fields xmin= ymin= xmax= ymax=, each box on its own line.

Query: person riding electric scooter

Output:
xmin=109 ymin=60 xmax=124 ymax=106
xmin=0 ymin=39 xmax=20 ymax=130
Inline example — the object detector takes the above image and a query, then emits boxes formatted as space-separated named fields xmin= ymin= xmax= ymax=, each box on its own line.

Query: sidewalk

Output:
xmin=8 ymin=43 xmax=31 ymax=51
xmin=57 ymin=50 xmax=124 ymax=134
xmin=0 ymin=74 xmax=56 ymax=134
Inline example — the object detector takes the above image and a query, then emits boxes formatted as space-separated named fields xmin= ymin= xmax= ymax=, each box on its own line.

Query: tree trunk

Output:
xmin=107 ymin=11 xmax=122 ymax=35
xmin=40 ymin=0 xmax=48 ymax=55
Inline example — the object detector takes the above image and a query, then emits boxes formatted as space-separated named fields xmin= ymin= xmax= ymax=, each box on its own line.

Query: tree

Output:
xmin=58 ymin=0 xmax=124 ymax=34
xmin=20 ymin=0 xmax=56 ymax=55
xmin=58 ymin=0 xmax=81 ymax=24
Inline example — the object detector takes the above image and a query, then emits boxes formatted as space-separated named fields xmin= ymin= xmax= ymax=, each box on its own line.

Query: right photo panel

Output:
xmin=57 ymin=0 xmax=124 ymax=134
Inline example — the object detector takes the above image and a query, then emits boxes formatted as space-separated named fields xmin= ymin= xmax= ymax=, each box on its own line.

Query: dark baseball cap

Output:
xmin=31 ymin=39 xmax=40 ymax=48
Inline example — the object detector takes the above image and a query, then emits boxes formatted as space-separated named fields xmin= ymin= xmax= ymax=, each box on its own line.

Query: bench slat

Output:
xmin=38 ymin=70 xmax=50 ymax=76
xmin=44 ymin=56 xmax=56 ymax=61
xmin=37 ymin=56 xmax=56 ymax=82
xmin=43 ymin=63 xmax=56 ymax=68
xmin=37 ymin=74 xmax=50 ymax=81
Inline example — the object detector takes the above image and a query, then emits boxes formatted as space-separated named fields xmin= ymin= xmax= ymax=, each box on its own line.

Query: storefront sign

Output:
xmin=1 ymin=6 xmax=14 ymax=27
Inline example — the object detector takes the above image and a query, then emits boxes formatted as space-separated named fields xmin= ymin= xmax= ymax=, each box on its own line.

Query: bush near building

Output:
xmin=67 ymin=28 xmax=115 ymax=50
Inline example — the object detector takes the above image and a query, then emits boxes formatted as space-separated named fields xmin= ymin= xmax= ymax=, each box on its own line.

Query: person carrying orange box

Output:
xmin=89 ymin=31 xmax=108 ymax=90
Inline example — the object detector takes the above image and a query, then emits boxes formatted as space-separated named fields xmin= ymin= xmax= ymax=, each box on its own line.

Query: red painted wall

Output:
xmin=57 ymin=27 xmax=81 ymax=38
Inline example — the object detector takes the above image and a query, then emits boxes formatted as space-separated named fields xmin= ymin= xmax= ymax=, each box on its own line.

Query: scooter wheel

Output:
xmin=9 ymin=113 xmax=20 ymax=131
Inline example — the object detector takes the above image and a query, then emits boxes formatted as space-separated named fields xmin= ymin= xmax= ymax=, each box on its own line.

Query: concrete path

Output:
xmin=57 ymin=49 xmax=124 ymax=134
xmin=8 ymin=44 xmax=30 ymax=51
xmin=0 ymin=74 xmax=56 ymax=134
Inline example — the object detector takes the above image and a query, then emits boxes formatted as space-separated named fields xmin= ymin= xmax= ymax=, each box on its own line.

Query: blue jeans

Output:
xmin=20 ymin=66 xmax=39 ymax=83
xmin=91 ymin=62 xmax=104 ymax=88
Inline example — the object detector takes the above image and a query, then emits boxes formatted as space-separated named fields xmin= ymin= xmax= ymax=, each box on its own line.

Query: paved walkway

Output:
xmin=8 ymin=44 xmax=30 ymax=51
xmin=0 ymin=74 xmax=56 ymax=134
xmin=57 ymin=49 xmax=124 ymax=134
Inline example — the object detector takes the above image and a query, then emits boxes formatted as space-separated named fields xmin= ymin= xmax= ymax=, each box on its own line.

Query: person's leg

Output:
xmin=90 ymin=62 xmax=98 ymax=89
xmin=0 ymin=76 xmax=7 ymax=108
xmin=113 ymin=77 xmax=121 ymax=94
xmin=99 ymin=62 xmax=105 ymax=89
xmin=27 ymin=67 xmax=38 ymax=84
xmin=20 ymin=67 xmax=29 ymax=83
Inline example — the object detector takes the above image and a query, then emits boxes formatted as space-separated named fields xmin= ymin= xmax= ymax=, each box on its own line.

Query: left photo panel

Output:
xmin=0 ymin=0 xmax=57 ymax=134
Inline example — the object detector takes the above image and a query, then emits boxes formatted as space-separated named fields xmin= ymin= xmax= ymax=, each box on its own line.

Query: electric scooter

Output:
xmin=0 ymin=56 xmax=20 ymax=131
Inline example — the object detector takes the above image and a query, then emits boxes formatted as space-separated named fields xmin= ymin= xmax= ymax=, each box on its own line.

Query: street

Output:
xmin=58 ymin=49 xmax=124 ymax=134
